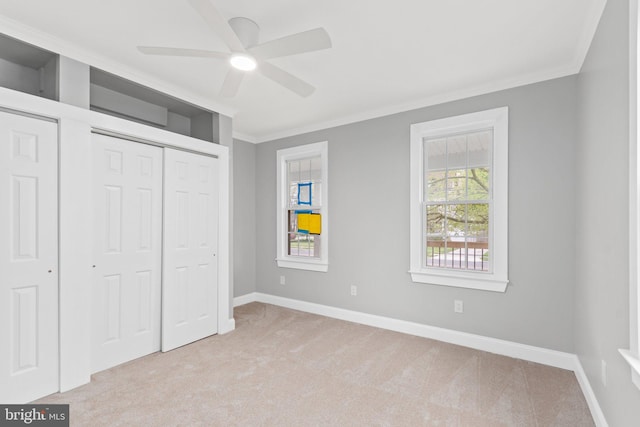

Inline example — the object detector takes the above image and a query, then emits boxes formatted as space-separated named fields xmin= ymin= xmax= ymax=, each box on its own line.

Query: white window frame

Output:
xmin=409 ymin=107 xmax=509 ymax=292
xmin=276 ymin=141 xmax=329 ymax=272
xmin=620 ymin=0 xmax=640 ymax=390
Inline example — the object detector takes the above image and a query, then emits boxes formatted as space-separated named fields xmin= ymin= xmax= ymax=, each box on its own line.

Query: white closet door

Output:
xmin=163 ymin=148 xmax=218 ymax=351
xmin=0 ymin=111 xmax=58 ymax=403
xmin=91 ymin=134 xmax=163 ymax=373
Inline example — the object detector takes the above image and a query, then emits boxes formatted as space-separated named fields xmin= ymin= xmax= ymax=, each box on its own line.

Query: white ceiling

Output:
xmin=0 ymin=0 xmax=606 ymax=142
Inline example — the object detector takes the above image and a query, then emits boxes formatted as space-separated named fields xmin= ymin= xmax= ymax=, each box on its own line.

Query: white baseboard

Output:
xmin=572 ymin=356 xmax=609 ymax=427
xmin=235 ymin=292 xmax=574 ymax=368
xmin=233 ymin=292 xmax=258 ymax=308
xmin=219 ymin=317 xmax=235 ymax=334
xmin=233 ymin=292 xmax=607 ymax=425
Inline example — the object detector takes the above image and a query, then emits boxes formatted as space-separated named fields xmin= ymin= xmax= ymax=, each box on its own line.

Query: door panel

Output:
xmin=163 ymin=148 xmax=218 ymax=351
xmin=0 ymin=111 xmax=58 ymax=403
xmin=92 ymin=134 xmax=162 ymax=373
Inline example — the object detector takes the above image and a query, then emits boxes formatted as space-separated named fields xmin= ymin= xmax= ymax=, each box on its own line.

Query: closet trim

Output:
xmin=91 ymin=128 xmax=220 ymax=159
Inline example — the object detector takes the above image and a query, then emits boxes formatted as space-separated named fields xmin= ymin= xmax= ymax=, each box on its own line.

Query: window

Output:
xmin=276 ymin=141 xmax=328 ymax=272
xmin=409 ymin=107 xmax=508 ymax=291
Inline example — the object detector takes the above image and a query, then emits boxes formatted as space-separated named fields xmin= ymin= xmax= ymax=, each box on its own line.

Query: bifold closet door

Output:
xmin=91 ymin=133 xmax=163 ymax=373
xmin=0 ymin=111 xmax=58 ymax=403
xmin=162 ymin=148 xmax=219 ymax=351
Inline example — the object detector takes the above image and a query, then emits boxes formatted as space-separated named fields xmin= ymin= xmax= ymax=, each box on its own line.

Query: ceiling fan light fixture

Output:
xmin=230 ymin=53 xmax=257 ymax=71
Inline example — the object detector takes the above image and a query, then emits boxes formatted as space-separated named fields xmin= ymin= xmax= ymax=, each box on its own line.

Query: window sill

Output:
xmin=277 ymin=258 xmax=328 ymax=272
xmin=619 ymin=349 xmax=640 ymax=390
xmin=409 ymin=270 xmax=508 ymax=292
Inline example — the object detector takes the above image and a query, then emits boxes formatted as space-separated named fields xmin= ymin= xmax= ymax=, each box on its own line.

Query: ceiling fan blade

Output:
xmin=258 ymin=61 xmax=315 ymax=97
xmin=187 ymin=0 xmax=245 ymax=52
xmin=137 ymin=46 xmax=230 ymax=59
xmin=220 ymin=68 xmax=245 ymax=97
xmin=248 ymin=28 xmax=332 ymax=60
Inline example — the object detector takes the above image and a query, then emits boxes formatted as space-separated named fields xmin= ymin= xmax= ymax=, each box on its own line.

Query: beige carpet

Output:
xmin=36 ymin=302 xmax=594 ymax=426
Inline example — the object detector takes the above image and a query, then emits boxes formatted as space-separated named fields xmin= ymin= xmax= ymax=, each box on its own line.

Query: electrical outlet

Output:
xmin=454 ymin=300 xmax=464 ymax=313
xmin=280 ymin=275 xmax=286 ymax=285
xmin=601 ymin=360 xmax=607 ymax=387
xmin=350 ymin=285 xmax=357 ymax=296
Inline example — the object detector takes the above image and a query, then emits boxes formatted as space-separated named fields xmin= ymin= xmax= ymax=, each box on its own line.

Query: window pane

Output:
xmin=466 ymin=203 xmax=489 ymax=239
xmin=467 ymin=131 xmax=491 ymax=200
xmin=467 ymin=202 xmax=489 ymax=271
xmin=310 ymin=156 xmax=322 ymax=206
xmin=312 ymin=183 xmax=322 ymax=207
xmin=446 ymin=168 xmax=467 ymax=201
xmin=311 ymin=235 xmax=320 ymax=258
xmin=467 ymin=168 xmax=490 ymax=200
xmin=288 ymin=210 xmax=297 ymax=232
xmin=467 ymin=130 xmax=491 ymax=167
xmin=300 ymin=234 xmax=309 ymax=256
xmin=425 ymin=137 xmax=447 ymax=170
xmin=310 ymin=157 xmax=322 ymax=181
xmin=289 ymin=184 xmax=298 ymax=207
xmin=445 ymin=204 xmax=467 ymax=239
xmin=288 ymin=160 xmax=300 ymax=183
xmin=288 ymin=160 xmax=300 ymax=207
xmin=426 ymin=205 xmax=445 ymax=267
xmin=425 ymin=138 xmax=447 ymax=201
xmin=288 ymin=233 xmax=299 ymax=256
xmin=446 ymin=134 xmax=467 ymax=170
xmin=300 ymin=158 xmax=312 ymax=183
xmin=426 ymin=204 xmax=445 ymax=236
xmin=426 ymin=170 xmax=447 ymax=202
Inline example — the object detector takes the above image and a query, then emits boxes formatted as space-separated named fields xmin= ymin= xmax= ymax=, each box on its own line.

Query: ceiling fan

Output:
xmin=137 ymin=0 xmax=332 ymax=98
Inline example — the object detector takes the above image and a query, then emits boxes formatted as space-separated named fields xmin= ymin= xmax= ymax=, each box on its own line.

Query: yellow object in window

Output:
xmin=297 ymin=213 xmax=321 ymax=235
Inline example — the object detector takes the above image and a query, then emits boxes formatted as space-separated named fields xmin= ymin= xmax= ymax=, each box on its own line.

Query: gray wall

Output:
xmin=252 ymin=76 xmax=578 ymax=352
xmin=233 ymin=139 xmax=257 ymax=297
xmin=576 ymin=0 xmax=640 ymax=425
